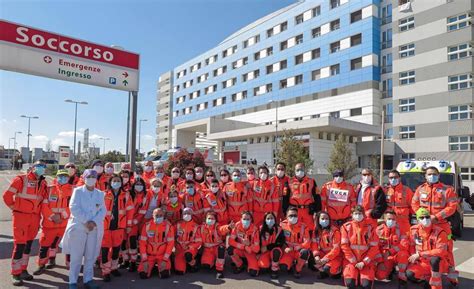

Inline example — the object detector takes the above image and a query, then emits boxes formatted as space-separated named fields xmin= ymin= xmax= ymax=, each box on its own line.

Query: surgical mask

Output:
xmin=170 ymin=197 xmax=178 ymax=204
xmin=57 ymin=176 xmax=68 ymax=185
xmin=232 ymin=176 xmax=241 ymax=183
xmin=185 ymin=174 xmax=193 ymax=181
xmin=242 ymin=219 xmax=251 ymax=228
xmin=206 ymin=176 xmax=214 ymax=183
xmin=206 ymin=218 xmax=215 ymax=226
xmin=135 ymin=185 xmax=144 ymax=192
xmin=85 ymin=178 xmax=97 ymax=187
xmin=334 ymin=176 xmax=343 ymax=184
xmin=187 ymin=187 xmax=195 ymax=196
xmin=67 ymin=168 xmax=76 ymax=176
xmin=111 ymin=182 xmax=121 ymax=190
xmin=295 ymin=170 xmax=305 ymax=178
xmin=389 ymin=178 xmax=400 ymax=186
xmin=319 ymin=219 xmax=330 ymax=228
xmin=362 ymin=175 xmax=372 ymax=184
xmin=93 ymin=165 xmax=104 ymax=174
xmin=265 ymin=219 xmax=275 ymax=227
xmin=34 ymin=166 xmax=45 ymax=176
xmin=152 ymin=186 xmax=161 ymax=193
xmin=386 ymin=219 xmax=396 ymax=228
xmin=353 ymin=214 xmax=364 ymax=222
xmin=259 ymin=173 xmax=268 ymax=181
xmin=154 ymin=216 xmax=164 ymax=224
xmin=289 ymin=216 xmax=298 ymax=225
xmin=276 ymin=170 xmax=285 ymax=178
xmin=196 ymin=172 xmax=203 ymax=179
xmin=220 ymin=176 xmax=229 ymax=182
xmin=105 ymin=167 xmax=114 ymax=174
xmin=122 ymin=178 xmax=129 ymax=184
xmin=144 ymin=166 xmax=153 ymax=172
xmin=420 ymin=218 xmax=431 ymax=228
xmin=172 ymin=172 xmax=180 ymax=179
xmin=211 ymin=187 xmax=219 ymax=194
xmin=426 ymin=175 xmax=439 ymax=184
xmin=247 ymin=174 xmax=255 ymax=181
xmin=156 ymin=173 xmax=164 ymax=179
xmin=183 ymin=214 xmax=192 ymax=222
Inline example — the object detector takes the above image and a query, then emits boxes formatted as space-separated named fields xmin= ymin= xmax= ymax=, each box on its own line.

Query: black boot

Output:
xmin=119 ymin=260 xmax=129 ymax=269
xmin=398 ymin=279 xmax=407 ymax=289
xmin=318 ymin=271 xmax=329 ymax=279
xmin=33 ymin=266 xmax=46 ymax=276
xmin=12 ymin=275 xmax=23 ymax=286
xmin=111 ymin=269 xmax=121 ymax=277
xmin=216 ymin=271 xmax=224 ymax=279
xmin=139 ymin=272 xmax=148 ymax=279
xmin=103 ymin=274 xmax=111 ymax=282
xmin=46 ymin=258 xmax=56 ymax=269
xmin=128 ymin=262 xmax=137 ymax=272
xmin=20 ymin=270 xmax=33 ymax=281
xmin=270 ymin=270 xmax=279 ymax=279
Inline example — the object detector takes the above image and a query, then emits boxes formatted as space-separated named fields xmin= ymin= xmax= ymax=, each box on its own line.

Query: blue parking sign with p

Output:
xmin=109 ymin=77 xmax=117 ymax=85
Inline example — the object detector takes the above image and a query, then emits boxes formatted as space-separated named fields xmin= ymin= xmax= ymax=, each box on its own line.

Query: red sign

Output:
xmin=0 ymin=20 xmax=139 ymax=70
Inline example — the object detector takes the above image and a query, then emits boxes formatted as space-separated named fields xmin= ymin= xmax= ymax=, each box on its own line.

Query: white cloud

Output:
xmin=32 ymin=135 xmax=49 ymax=142
xmin=58 ymin=131 xmax=84 ymax=138
xmin=142 ymin=134 xmax=154 ymax=140
xmin=89 ymin=134 xmax=105 ymax=140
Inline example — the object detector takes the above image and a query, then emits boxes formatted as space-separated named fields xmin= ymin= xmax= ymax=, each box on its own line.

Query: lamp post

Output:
xmin=99 ymin=137 xmax=110 ymax=155
xmin=20 ymin=115 xmax=39 ymax=162
xmin=138 ymin=119 xmax=148 ymax=156
xmin=65 ymin=99 xmax=88 ymax=161
xmin=268 ymin=100 xmax=279 ymax=164
xmin=12 ymin=131 xmax=22 ymax=168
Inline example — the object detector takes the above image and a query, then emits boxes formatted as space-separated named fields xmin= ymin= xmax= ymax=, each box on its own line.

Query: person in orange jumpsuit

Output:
xmin=406 ymin=208 xmax=450 ymax=289
xmin=412 ymin=166 xmax=459 ymax=287
xmin=252 ymin=166 xmax=278 ymax=225
xmin=3 ymin=160 xmax=49 ymax=286
xmin=138 ymin=208 xmax=175 ymax=279
xmin=118 ymin=169 xmax=133 ymax=268
xmin=142 ymin=178 xmax=164 ymax=223
xmin=340 ymin=205 xmax=380 ymax=289
xmin=161 ymin=189 xmax=182 ymax=225
xmin=354 ymin=168 xmax=387 ymax=228
xmin=76 ymin=159 xmax=109 ymax=191
xmin=64 ymin=162 xmax=80 ymax=186
xmin=154 ymin=163 xmax=169 ymax=186
xmin=100 ymin=174 xmax=134 ymax=282
xmin=228 ymin=211 xmax=260 ymax=276
xmin=224 ymin=169 xmax=252 ymax=223
xmin=199 ymin=211 xmax=231 ymax=279
xmin=310 ymin=211 xmax=343 ymax=279
xmin=385 ymin=169 xmax=414 ymax=235
xmin=142 ymin=161 xmax=156 ymax=187
xmin=181 ymin=179 xmax=204 ymax=223
xmin=166 ymin=167 xmax=184 ymax=194
xmin=246 ymin=166 xmax=257 ymax=187
xmin=202 ymin=179 xmax=229 ymax=224
xmin=280 ymin=207 xmax=311 ymax=278
xmin=194 ymin=166 xmax=205 ymax=184
xmin=219 ymin=169 xmax=231 ymax=189
xmin=104 ymin=162 xmax=115 ymax=177
xmin=320 ymin=169 xmax=357 ymax=227
xmin=174 ymin=208 xmax=202 ymax=274
xmin=375 ymin=210 xmax=409 ymax=288
xmin=258 ymin=212 xmax=285 ymax=279
xmin=33 ymin=169 xmax=73 ymax=275
xmin=201 ymin=170 xmax=216 ymax=191
xmin=271 ymin=162 xmax=290 ymax=221
xmin=283 ymin=163 xmax=320 ymax=231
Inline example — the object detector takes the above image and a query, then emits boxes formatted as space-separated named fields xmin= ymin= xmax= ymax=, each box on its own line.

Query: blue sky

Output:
xmin=0 ymin=0 xmax=295 ymax=154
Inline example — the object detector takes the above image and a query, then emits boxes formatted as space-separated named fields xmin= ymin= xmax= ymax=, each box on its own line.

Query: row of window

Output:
xmin=175 ymin=2 xmax=371 ymax=80
xmin=399 ymin=71 xmax=472 ymax=90
xmin=397 ymin=42 xmax=472 ymax=60
xmin=398 ymin=12 xmax=471 ymax=33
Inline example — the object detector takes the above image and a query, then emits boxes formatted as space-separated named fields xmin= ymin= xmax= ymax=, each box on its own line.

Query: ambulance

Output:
xmin=396 ymin=160 xmax=471 ymax=237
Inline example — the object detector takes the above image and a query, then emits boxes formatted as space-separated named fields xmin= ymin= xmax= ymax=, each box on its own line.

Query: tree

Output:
xmin=276 ymin=129 xmax=313 ymax=177
xmin=166 ymin=149 xmax=207 ymax=175
xmin=368 ymin=154 xmax=380 ymax=182
xmin=326 ymin=134 xmax=358 ymax=180
xmin=98 ymin=150 xmax=126 ymax=163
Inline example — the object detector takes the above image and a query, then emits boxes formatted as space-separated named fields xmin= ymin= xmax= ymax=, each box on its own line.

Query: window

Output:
xmin=399 ymin=70 xmax=415 ymax=85
xmin=243 ymin=35 xmax=260 ymax=48
xmin=312 ymin=27 xmax=321 ymax=38
xmin=267 ymin=21 xmax=287 ymax=38
xmin=311 ymin=69 xmax=321 ymax=80
xmin=232 ymin=91 xmax=248 ymax=102
xmin=449 ymin=136 xmax=474 ymax=151
xmin=330 ymin=111 xmax=340 ymax=118
xmin=400 ymin=126 xmax=415 ymax=139
xmin=330 ymin=64 xmax=340 ymax=76
xmin=384 ymin=103 xmax=393 ymax=123
xmin=385 ymin=128 xmax=393 ymax=140
xmin=313 ymin=6 xmax=321 ymax=17
xmin=280 ymin=41 xmax=288 ymax=51
xmin=330 ymin=0 xmax=341 ymax=9
xmin=449 ymin=105 xmax=472 ymax=120
xmin=280 ymin=79 xmax=287 ymax=89
xmin=400 ymin=153 xmax=415 ymax=161
xmin=295 ymin=14 xmax=304 ymax=25
xmin=312 ymin=48 xmax=321 ymax=59
xmin=448 ymin=43 xmax=472 ymax=61
xmin=399 ymin=98 xmax=415 ymax=112
xmin=382 ymin=78 xmax=393 ymax=98
xmin=296 ymin=34 xmax=303 ymax=44
xmin=461 ymin=167 xmax=474 ymax=181
xmin=448 ymin=74 xmax=472 ymax=90
xmin=351 ymin=10 xmax=362 ymax=23
xmin=330 ymin=41 xmax=340 ymax=53
xmin=447 ymin=13 xmax=471 ymax=31
xmin=295 ymin=74 xmax=303 ymax=85
xmin=213 ymin=65 xmax=227 ymax=77
xmin=399 ymin=43 xmax=415 ymax=58
xmin=350 ymin=107 xmax=362 ymax=116
xmin=382 ymin=4 xmax=392 ymax=25
xmin=205 ymin=55 xmax=217 ymax=65
xmin=382 ymin=29 xmax=392 ymax=49
xmin=399 ymin=16 xmax=415 ymax=32
xmin=351 ymin=57 xmax=362 ymax=70
xmin=295 ymin=54 xmax=303 ymax=65
xmin=330 ymin=19 xmax=340 ymax=31
xmin=232 ymin=57 xmax=248 ymax=69
xmin=351 ymin=34 xmax=362 ymax=46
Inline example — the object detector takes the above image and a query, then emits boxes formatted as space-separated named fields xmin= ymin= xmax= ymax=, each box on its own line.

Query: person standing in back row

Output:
xmin=354 ymin=168 xmax=387 ymax=228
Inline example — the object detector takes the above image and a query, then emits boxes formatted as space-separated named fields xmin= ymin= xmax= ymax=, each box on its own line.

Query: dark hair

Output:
xmin=219 ymin=169 xmax=230 ymax=176
xmin=276 ymin=162 xmax=286 ymax=168
xmin=120 ymin=170 xmax=131 ymax=177
xmin=384 ymin=210 xmax=397 ymax=216
xmin=108 ymin=173 xmax=123 ymax=191
xmin=232 ymin=168 xmax=241 ymax=175
xmin=287 ymin=207 xmax=298 ymax=215
xmin=314 ymin=211 xmax=331 ymax=232
xmin=351 ymin=205 xmax=364 ymax=214
xmin=424 ymin=166 xmax=439 ymax=174
xmin=185 ymin=167 xmax=195 ymax=175
xmin=205 ymin=169 xmax=216 ymax=177
xmin=261 ymin=211 xmax=278 ymax=234
xmin=130 ymin=178 xmax=146 ymax=199
xmin=185 ymin=179 xmax=195 ymax=185
xmin=246 ymin=166 xmax=255 ymax=173
xmin=241 ymin=210 xmax=253 ymax=221
xmin=388 ymin=169 xmax=401 ymax=177
xmin=205 ymin=210 xmax=218 ymax=222
xmin=210 ymin=178 xmax=219 ymax=184
xmin=258 ymin=166 xmax=269 ymax=173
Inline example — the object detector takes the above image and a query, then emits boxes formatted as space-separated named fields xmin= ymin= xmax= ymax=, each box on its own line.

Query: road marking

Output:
xmin=453 ymin=247 xmax=458 ymax=252
xmin=457 ymin=257 xmax=474 ymax=274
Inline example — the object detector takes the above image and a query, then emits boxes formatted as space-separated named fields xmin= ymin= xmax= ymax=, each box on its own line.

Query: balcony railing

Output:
xmin=381 ymin=65 xmax=393 ymax=74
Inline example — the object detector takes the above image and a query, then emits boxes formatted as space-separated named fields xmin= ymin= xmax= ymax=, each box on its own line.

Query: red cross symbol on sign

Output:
xmin=43 ymin=56 xmax=52 ymax=63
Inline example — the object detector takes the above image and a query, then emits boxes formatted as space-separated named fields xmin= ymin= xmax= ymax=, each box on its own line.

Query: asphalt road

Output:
xmin=0 ymin=170 xmax=473 ymax=289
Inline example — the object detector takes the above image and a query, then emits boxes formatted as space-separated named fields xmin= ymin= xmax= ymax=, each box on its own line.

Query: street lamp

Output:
xmin=65 ymin=99 xmax=88 ymax=160
xmin=12 ymin=131 xmax=22 ymax=168
xmin=138 ymin=119 xmax=148 ymax=156
xmin=20 ymin=115 xmax=39 ymax=162
xmin=268 ymin=100 xmax=279 ymax=163
xmin=99 ymin=137 xmax=110 ymax=155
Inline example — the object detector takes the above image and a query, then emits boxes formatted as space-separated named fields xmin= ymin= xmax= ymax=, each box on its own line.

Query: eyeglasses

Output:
xmin=172 ymin=170 xmax=179 ymax=173
xmin=206 ymin=174 xmax=214 ymax=177
xmin=418 ymin=216 xmax=430 ymax=220
xmin=65 ymin=165 xmax=75 ymax=169
xmin=288 ymin=215 xmax=297 ymax=218
xmin=220 ymin=174 xmax=228 ymax=177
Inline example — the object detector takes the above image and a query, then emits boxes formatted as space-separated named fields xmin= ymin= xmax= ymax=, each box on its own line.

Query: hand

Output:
xmin=261 ymin=246 xmax=267 ymax=253
xmin=320 ymin=258 xmax=328 ymax=265
xmin=160 ymin=261 xmax=167 ymax=271
xmin=355 ymin=262 xmax=365 ymax=270
xmin=408 ymin=253 xmax=420 ymax=264
xmin=284 ymin=247 xmax=292 ymax=254
xmin=86 ymin=221 xmax=96 ymax=231
xmin=229 ymin=221 xmax=235 ymax=230
xmin=51 ymin=214 xmax=62 ymax=224
xmin=245 ymin=246 xmax=252 ymax=254
xmin=314 ymin=256 xmax=321 ymax=264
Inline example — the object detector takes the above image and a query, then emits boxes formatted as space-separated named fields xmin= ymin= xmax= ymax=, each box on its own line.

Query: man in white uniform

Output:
xmin=61 ymin=169 xmax=106 ymax=289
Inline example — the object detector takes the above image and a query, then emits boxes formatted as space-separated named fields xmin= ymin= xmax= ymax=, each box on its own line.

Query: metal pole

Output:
xmin=27 ymin=117 xmax=31 ymax=156
xmin=380 ymin=109 xmax=385 ymax=185
xmin=129 ymin=91 xmax=138 ymax=170
xmin=126 ymin=92 xmax=131 ymax=162
xmin=138 ymin=120 xmax=142 ymax=156
xmin=73 ymin=102 xmax=78 ymax=161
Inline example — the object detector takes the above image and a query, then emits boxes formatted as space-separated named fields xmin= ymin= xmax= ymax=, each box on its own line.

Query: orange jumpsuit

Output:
xmin=385 ymin=183 xmax=414 ymax=234
xmin=228 ymin=221 xmax=260 ymax=272
xmin=199 ymin=223 xmax=230 ymax=272
xmin=252 ymin=179 xmax=278 ymax=225
xmin=271 ymin=175 xmax=289 ymax=221
xmin=412 ymin=182 xmax=458 ymax=283
xmin=142 ymin=171 xmax=156 ymax=188
xmin=142 ymin=190 xmax=164 ymax=222
xmin=138 ymin=220 xmax=175 ymax=277
xmin=174 ymin=220 xmax=202 ymax=273
xmin=101 ymin=190 xmax=134 ymax=275
xmin=161 ymin=198 xmax=182 ymax=225
xmin=224 ymin=182 xmax=252 ymax=223
xmin=340 ymin=220 xmax=380 ymax=285
xmin=3 ymin=171 xmax=48 ymax=275
xmin=375 ymin=223 xmax=409 ymax=281
xmin=127 ymin=191 xmax=147 ymax=263
xmin=280 ymin=220 xmax=311 ymax=273
xmin=181 ymin=190 xmax=205 ymax=224
xmin=258 ymin=225 xmax=285 ymax=271
xmin=354 ymin=183 xmax=387 ymax=228
xmin=202 ymin=190 xmax=229 ymax=224
xmin=286 ymin=176 xmax=319 ymax=230
xmin=321 ymin=180 xmax=357 ymax=227
xmin=310 ymin=225 xmax=343 ymax=275
xmin=406 ymin=224 xmax=449 ymax=289
xmin=37 ymin=183 xmax=73 ymax=266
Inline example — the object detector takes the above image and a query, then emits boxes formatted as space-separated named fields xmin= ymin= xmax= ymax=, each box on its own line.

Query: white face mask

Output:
xmin=195 ymin=172 xmax=203 ymax=179
xmin=93 ymin=165 xmax=104 ymax=174
xmin=211 ymin=187 xmax=219 ymax=194
xmin=185 ymin=174 xmax=194 ymax=180
xmin=334 ymin=176 xmax=343 ymax=184
xmin=353 ymin=213 xmax=364 ymax=222
xmin=183 ymin=214 xmax=192 ymax=222
xmin=135 ymin=185 xmax=144 ymax=192
xmin=85 ymin=178 xmax=97 ymax=187
xmin=420 ymin=218 xmax=431 ymax=228
xmin=152 ymin=186 xmax=161 ymax=193
xmin=67 ymin=168 xmax=76 ymax=176
xmin=386 ymin=219 xmax=396 ymax=228
xmin=105 ymin=167 xmax=114 ymax=174
xmin=295 ymin=170 xmax=305 ymax=178
xmin=276 ymin=170 xmax=285 ymax=178
xmin=288 ymin=216 xmax=298 ymax=225
xmin=259 ymin=173 xmax=268 ymax=181
xmin=144 ymin=166 xmax=153 ymax=172
xmin=362 ymin=175 xmax=372 ymax=184
xmin=172 ymin=172 xmax=180 ymax=179
xmin=170 ymin=197 xmax=178 ymax=204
